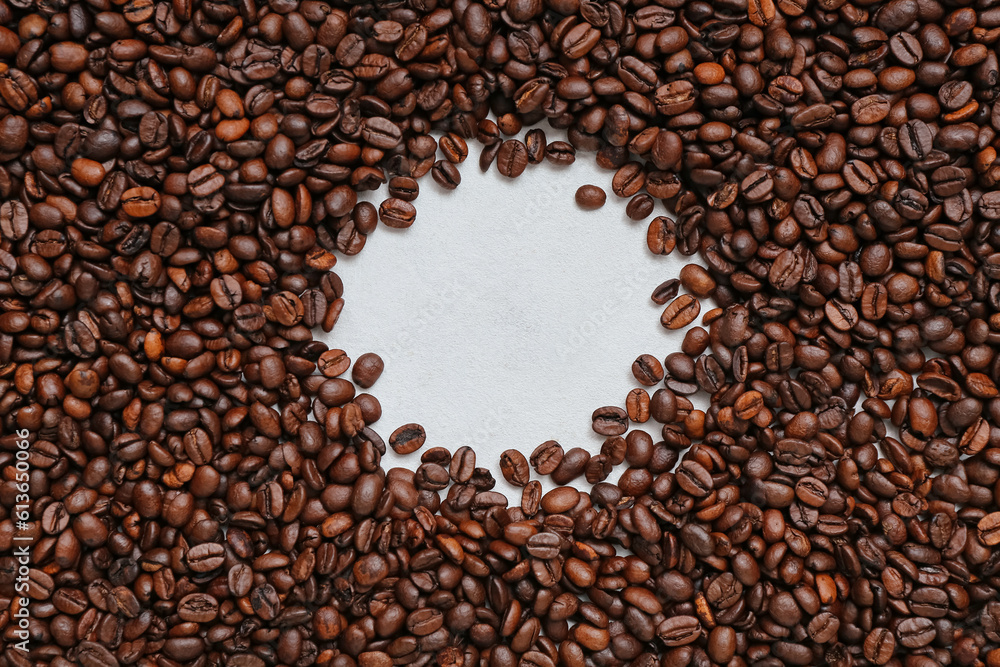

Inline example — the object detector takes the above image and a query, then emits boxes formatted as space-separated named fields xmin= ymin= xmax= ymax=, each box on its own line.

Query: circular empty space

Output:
xmin=326 ymin=142 xmax=696 ymax=491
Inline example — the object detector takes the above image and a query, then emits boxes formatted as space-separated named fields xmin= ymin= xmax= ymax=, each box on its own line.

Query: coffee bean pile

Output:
xmin=2 ymin=0 xmax=1000 ymax=665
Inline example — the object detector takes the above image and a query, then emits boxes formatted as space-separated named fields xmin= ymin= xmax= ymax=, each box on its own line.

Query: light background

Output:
xmin=325 ymin=128 xmax=700 ymax=499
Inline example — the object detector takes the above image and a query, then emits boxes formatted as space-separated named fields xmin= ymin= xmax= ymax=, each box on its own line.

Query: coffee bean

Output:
xmin=551 ymin=447 xmax=591 ymax=485
xmin=479 ymin=142 xmax=501 ymax=172
xmin=530 ymin=440 xmax=564 ymax=475
xmin=651 ymin=279 xmax=680 ymax=305
xmin=679 ymin=264 xmax=716 ymax=298
xmin=120 ymin=187 xmax=161 ymax=217
xmin=546 ymin=141 xmax=576 ymax=165
xmin=896 ymin=617 xmax=935 ymax=648
xmin=525 ymin=129 xmax=546 ymax=163
xmin=499 ymin=449 xmax=530 ymax=486
xmin=186 ymin=543 xmax=225 ymax=573
xmin=863 ymin=627 xmax=896 ymax=665
xmin=362 ymin=117 xmax=402 ymax=150
xmin=177 ymin=593 xmax=219 ymax=623
xmin=388 ymin=176 xmax=419 ymax=202
xmin=660 ymin=294 xmax=700 ymax=329
xmin=0 ymin=200 xmax=28 ymax=240
xmin=449 ymin=446 xmax=476 ymax=482
xmin=656 ymin=616 xmax=701 ymax=646
xmin=496 ymin=140 xmax=528 ymax=178
xmin=389 ymin=423 xmax=426 ymax=455
xmin=575 ymin=185 xmax=606 ymax=209
xmin=592 ymin=406 xmax=628 ymax=436
xmin=431 ymin=160 xmax=461 ymax=189
xmin=676 ymin=460 xmax=713 ymax=497
xmin=631 ymin=354 xmax=664 ymax=386
xmin=978 ymin=512 xmax=1000 ymax=545
xmin=626 ymin=194 xmax=654 ymax=220
xmin=379 ymin=198 xmax=416 ymax=228
xmin=520 ymin=481 xmax=542 ymax=515
xmin=352 ymin=352 xmax=384 ymax=388
xmin=647 ymin=216 xmax=676 ymax=255
xmin=76 ymin=642 xmax=120 ymax=667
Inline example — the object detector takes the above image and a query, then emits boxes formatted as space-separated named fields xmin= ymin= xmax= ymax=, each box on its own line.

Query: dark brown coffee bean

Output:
xmin=651 ymin=279 xmax=680 ymax=305
xmin=77 ymin=642 xmax=120 ymax=667
xmin=546 ymin=141 xmax=576 ymax=165
xmin=896 ymin=617 xmax=935 ymax=648
xmin=551 ymin=447 xmax=591 ymax=485
xmin=978 ymin=512 xmax=1000 ymax=545
xmin=524 ymin=129 xmax=546 ymax=163
xmin=379 ymin=198 xmax=416 ymax=228
xmin=632 ymin=354 xmax=664 ymax=386
xmin=0 ymin=200 xmax=28 ymax=240
xmin=431 ymin=160 xmax=462 ymax=189
xmin=177 ymin=593 xmax=219 ymax=623
xmin=676 ymin=460 xmax=713 ymax=497
xmin=575 ymin=185 xmax=606 ymax=209
xmin=660 ymin=294 xmax=700 ymax=329
xmin=362 ymin=117 xmax=403 ymax=150
xmin=499 ymin=449 xmax=530 ymax=486
xmin=656 ymin=616 xmax=701 ymax=646
xmin=626 ymin=194 xmax=654 ymax=220
xmin=388 ymin=176 xmax=419 ymax=202
xmin=352 ymin=352 xmax=384 ymax=388
xmin=389 ymin=423 xmax=426 ymax=455
xmin=530 ymin=440 xmax=563 ymax=475
xmin=863 ymin=628 xmax=895 ymax=665
xmin=449 ymin=446 xmax=476 ymax=483
xmin=592 ymin=406 xmax=628 ymax=436
xmin=186 ymin=543 xmax=225 ymax=573
xmin=496 ymin=140 xmax=528 ymax=178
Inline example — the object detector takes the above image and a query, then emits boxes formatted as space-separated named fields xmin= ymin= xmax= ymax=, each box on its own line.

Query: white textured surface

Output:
xmin=325 ymin=136 xmax=695 ymax=498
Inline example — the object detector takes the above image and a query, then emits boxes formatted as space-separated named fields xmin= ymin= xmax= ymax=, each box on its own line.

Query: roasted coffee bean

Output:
xmin=592 ymin=406 xmax=628 ymax=436
xmin=651 ymin=279 xmax=680 ymax=305
xmin=499 ymin=449 xmax=531 ymax=486
xmin=660 ymin=294 xmax=700 ymax=329
xmin=177 ymin=593 xmax=219 ymax=623
xmin=525 ymin=129 xmax=546 ymax=164
xmin=388 ymin=176 xmax=419 ymax=202
xmin=978 ymin=512 xmax=1000 ymax=545
xmin=0 ymin=201 xmax=28 ymax=240
xmin=546 ymin=141 xmax=576 ymax=165
xmin=575 ymin=185 xmax=607 ymax=209
xmin=121 ymin=187 xmax=160 ymax=217
xmin=864 ymin=628 xmax=896 ymax=665
xmin=389 ymin=423 xmax=426 ymax=455
xmin=449 ymin=446 xmax=476 ymax=482
xmin=647 ymin=216 xmax=676 ymax=255
xmin=431 ymin=160 xmax=462 ymax=190
xmin=352 ymin=352 xmax=384 ymax=388
xmin=379 ymin=198 xmax=416 ymax=228
xmin=496 ymin=140 xmax=528 ymax=178
xmin=657 ymin=616 xmax=701 ymax=646
xmin=632 ymin=354 xmax=664 ymax=386
xmin=896 ymin=617 xmax=935 ymax=648
xmin=186 ymin=543 xmax=225 ymax=573
xmin=551 ymin=447 xmax=591 ymax=485
xmin=676 ymin=460 xmax=713 ymax=497
xmin=530 ymin=440 xmax=563 ymax=475
xmin=626 ymin=194 xmax=654 ymax=220
xmin=77 ymin=642 xmax=120 ymax=667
